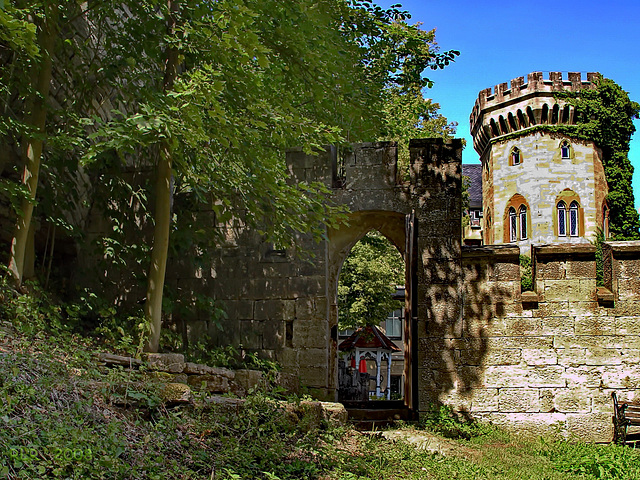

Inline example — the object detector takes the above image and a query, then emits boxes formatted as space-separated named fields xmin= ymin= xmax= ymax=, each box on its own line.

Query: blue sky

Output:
xmin=378 ymin=0 xmax=640 ymax=207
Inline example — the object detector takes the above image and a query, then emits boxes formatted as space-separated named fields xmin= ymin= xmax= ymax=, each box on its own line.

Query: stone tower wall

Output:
xmin=470 ymin=72 xmax=608 ymax=253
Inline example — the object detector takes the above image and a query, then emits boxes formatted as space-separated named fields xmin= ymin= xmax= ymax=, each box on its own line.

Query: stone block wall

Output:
xmin=434 ymin=242 xmax=640 ymax=441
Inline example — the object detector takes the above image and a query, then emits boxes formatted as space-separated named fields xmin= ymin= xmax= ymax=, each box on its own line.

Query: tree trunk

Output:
xmin=8 ymin=3 xmax=58 ymax=286
xmin=144 ymin=145 xmax=173 ymax=352
xmin=144 ymin=0 xmax=180 ymax=352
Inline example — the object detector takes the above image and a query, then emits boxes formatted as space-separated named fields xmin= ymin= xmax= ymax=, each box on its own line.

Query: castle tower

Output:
xmin=470 ymin=72 xmax=609 ymax=253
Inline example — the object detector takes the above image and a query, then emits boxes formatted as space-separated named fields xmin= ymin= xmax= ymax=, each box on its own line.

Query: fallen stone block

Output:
xmin=98 ymin=353 xmax=142 ymax=368
xmin=161 ymin=383 xmax=192 ymax=404
xmin=184 ymin=362 xmax=235 ymax=379
xmin=187 ymin=374 xmax=230 ymax=393
xmin=142 ymin=353 xmax=185 ymax=373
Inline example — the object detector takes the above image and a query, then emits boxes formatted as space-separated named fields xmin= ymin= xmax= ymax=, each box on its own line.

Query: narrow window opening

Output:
xmin=517 ymin=109 xmax=527 ymax=128
xmin=511 ymin=147 xmax=521 ymax=165
xmin=490 ymin=119 xmax=499 ymax=136
xmin=569 ymin=201 xmax=579 ymax=236
xmin=562 ymin=105 xmax=570 ymax=123
xmin=541 ymin=104 xmax=549 ymax=123
xmin=519 ymin=205 xmax=528 ymax=240
xmin=558 ymin=201 xmax=567 ymax=236
xmin=509 ymin=207 xmax=517 ymax=242
xmin=499 ymin=116 xmax=508 ymax=135
xmin=551 ymin=104 xmax=559 ymax=124
xmin=561 ymin=141 xmax=571 ymax=159
xmin=508 ymin=113 xmax=517 ymax=131
xmin=527 ymin=106 xmax=536 ymax=125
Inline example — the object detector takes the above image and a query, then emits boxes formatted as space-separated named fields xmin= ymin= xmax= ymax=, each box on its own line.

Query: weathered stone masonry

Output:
xmin=448 ymin=242 xmax=640 ymax=441
xmin=172 ymin=138 xmax=640 ymax=441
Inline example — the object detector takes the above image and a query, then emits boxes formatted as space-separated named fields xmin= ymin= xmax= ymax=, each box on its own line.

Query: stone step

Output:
xmin=347 ymin=407 xmax=411 ymax=421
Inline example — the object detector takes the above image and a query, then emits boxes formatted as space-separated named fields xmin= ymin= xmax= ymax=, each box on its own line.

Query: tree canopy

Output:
xmin=338 ymin=231 xmax=404 ymax=331
xmin=1 ymin=0 xmax=459 ymax=350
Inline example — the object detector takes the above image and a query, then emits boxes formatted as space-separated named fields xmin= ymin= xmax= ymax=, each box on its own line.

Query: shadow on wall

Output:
xmin=419 ymin=244 xmax=521 ymax=410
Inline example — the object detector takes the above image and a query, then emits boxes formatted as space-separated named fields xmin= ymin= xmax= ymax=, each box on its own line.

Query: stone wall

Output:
xmin=171 ymin=139 xmax=463 ymax=402
xmin=426 ymin=242 xmax=640 ymax=442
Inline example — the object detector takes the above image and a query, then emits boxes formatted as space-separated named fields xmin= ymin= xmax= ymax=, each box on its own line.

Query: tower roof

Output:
xmin=462 ymin=164 xmax=482 ymax=209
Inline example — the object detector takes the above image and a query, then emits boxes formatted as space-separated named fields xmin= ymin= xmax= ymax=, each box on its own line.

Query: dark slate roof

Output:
xmin=462 ymin=164 xmax=483 ymax=209
xmin=338 ymin=325 xmax=401 ymax=352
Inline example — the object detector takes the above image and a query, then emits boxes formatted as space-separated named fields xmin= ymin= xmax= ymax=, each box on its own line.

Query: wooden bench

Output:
xmin=612 ymin=392 xmax=640 ymax=444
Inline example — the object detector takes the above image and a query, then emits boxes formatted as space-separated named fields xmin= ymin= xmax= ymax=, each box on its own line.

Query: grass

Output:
xmin=3 ymin=283 xmax=640 ymax=479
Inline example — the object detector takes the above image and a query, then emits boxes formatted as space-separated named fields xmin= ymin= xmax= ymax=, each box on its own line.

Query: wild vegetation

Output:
xmin=3 ymin=304 xmax=640 ymax=479
xmin=0 ymin=0 xmax=458 ymax=353
xmin=553 ymin=76 xmax=640 ymax=240
xmin=338 ymin=231 xmax=404 ymax=331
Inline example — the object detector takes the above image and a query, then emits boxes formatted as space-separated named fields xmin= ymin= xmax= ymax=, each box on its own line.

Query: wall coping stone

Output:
xmin=533 ymin=244 xmax=595 ymax=257
xmin=603 ymin=241 xmax=640 ymax=254
xmin=462 ymin=244 xmax=520 ymax=259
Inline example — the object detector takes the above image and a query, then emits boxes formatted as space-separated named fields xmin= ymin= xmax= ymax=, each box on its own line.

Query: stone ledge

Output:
xmin=533 ymin=243 xmax=595 ymax=257
xmin=597 ymin=287 xmax=615 ymax=305
xmin=462 ymin=244 xmax=520 ymax=259
xmin=603 ymin=241 xmax=640 ymax=254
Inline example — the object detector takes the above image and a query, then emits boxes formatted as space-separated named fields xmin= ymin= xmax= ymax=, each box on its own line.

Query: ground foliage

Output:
xmin=3 ymin=295 xmax=640 ymax=479
xmin=552 ymin=76 xmax=640 ymax=239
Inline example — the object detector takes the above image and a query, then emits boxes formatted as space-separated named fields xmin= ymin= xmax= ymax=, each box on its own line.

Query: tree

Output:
xmin=85 ymin=0 xmax=459 ymax=351
xmin=4 ymin=1 xmax=58 ymax=285
xmin=338 ymin=231 xmax=404 ymax=330
xmin=2 ymin=0 xmax=458 ymax=350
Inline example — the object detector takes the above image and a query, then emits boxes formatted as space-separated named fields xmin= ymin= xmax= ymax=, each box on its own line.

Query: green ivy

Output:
xmin=552 ymin=76 xmax=640 ymax=239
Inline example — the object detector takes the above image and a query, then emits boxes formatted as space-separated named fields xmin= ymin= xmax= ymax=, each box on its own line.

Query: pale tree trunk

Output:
xmin=8 ymin=3 xmax=58 ymax=286
xmin=144 ymin=0 xmax=180 ymax=352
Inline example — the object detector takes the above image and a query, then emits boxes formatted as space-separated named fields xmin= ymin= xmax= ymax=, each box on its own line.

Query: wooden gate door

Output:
xmin=404 ymin=210 xmax=419 ymax=411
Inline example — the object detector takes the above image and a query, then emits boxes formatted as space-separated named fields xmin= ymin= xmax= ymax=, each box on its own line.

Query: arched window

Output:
xmin=569 ymin=201 xmax=579 ymax=236
xmin=490 ymin=119 xmax=499 ymax=136
xmin=555 ymin=190 xmax=583 ymax=239
xmin=503 ymin=194 xmax=530 ymax=243
xmin=561 ymin=141 xmax=571 ymax=159
xmin=541 ymin=104 xmax=549 ymax=123
xmin=510 ymin=147 xmax=521 ymax=165
xmin=526 ymin=106 xmax=536 ymax=125
xmin=551 ymin=104 xmax=559 ymax=124
xmin=517 ymin=109 xmax=527 ymax=128
xmin=557 ymin=201 xmax=567 ymax=236
xmin=562 ymin=105 xmax=571 ymax=123
xmin=509 ymin=207 xmax=517 ymax=242
xmin=519 ymin=205 xmax=528 ymax=240
xmin=499 ymin=116 xmax=508 ymax=135
xmin=508 ymin=113 xmax=517 ymax=131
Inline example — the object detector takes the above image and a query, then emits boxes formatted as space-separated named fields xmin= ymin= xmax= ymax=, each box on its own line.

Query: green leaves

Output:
xmin=338 ymin=231 xmax=404 ymax=330
xmin=553 ymin=77 xmax=640 ymax=239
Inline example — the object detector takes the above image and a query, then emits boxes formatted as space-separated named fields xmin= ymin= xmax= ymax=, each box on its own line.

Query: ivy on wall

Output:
xmin=553 ymin=76 xmax=640 ymax=240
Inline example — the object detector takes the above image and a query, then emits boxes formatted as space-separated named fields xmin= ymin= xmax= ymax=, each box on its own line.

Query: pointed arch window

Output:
xmin=510 ymin=147 xmax=521 ymax=166
xmin=569 ymin=201 xmax=579 ymax=236
xmin=504 ymin=194 xmax=530 ymax=243
xmin=519 ymin=205 xmax=528 ymax=240
xmin=561 ymin=141 xmax=571 ymax=159
xmin=557 ymin=201 xmax=567 ymax=236
xmin=509 ymin=207 xmax=517 ymax=242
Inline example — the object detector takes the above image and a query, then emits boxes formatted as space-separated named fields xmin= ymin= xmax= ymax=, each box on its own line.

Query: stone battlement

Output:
xmin=470 ymin=72 xmax=598 ymax=156
xmin=471 ymin=71 xmax=597 ymax=125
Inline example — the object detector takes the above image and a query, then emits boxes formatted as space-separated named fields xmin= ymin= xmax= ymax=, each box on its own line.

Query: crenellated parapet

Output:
xmin=470 ymin=72 xmax=598 ymax=157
